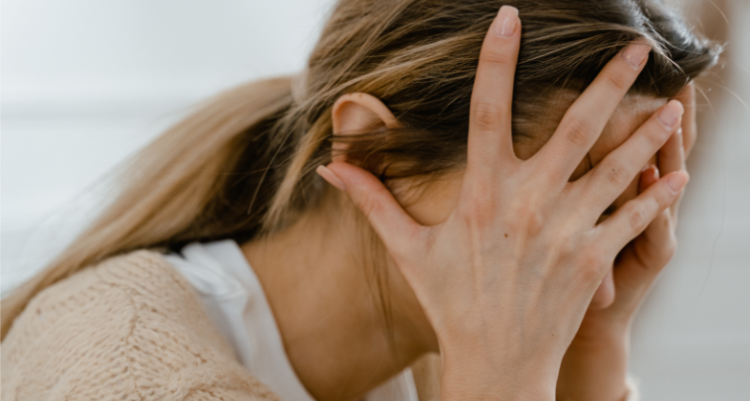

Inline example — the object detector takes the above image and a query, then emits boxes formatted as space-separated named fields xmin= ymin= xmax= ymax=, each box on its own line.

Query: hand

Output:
xmin=318 ymin=6 xmax=687 ymax=400
xmin=556 ymin=84 xmax=697 ymax=401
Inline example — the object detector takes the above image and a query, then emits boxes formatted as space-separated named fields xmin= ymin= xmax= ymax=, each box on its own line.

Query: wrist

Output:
xmin=441 ymin=375 xmax=555 ymax=401
xmin=440 ymin=350 xmax=558 ymax=401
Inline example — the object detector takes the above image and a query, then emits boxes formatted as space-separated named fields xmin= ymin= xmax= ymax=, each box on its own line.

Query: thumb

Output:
xmin=317 ymin=162 xmax=423 ymax=259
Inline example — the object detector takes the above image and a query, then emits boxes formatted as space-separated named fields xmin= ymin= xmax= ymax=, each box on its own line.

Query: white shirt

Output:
xmin=165 ymin=240 xmax=419 ymax=401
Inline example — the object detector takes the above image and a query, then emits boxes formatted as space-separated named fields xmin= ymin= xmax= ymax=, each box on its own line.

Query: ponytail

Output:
xmin=1 ymin=77 xmax=295 ymax=339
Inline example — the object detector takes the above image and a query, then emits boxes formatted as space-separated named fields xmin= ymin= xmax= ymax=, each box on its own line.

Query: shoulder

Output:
xmin=2 ymin=250 xmax=280 ymax=401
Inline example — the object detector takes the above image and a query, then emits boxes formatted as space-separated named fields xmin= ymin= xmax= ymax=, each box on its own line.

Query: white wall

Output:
xmin=2 ymin=0 xmax=334 ymax=284
xmin=2 ymin=1 xmax=749 ymax=399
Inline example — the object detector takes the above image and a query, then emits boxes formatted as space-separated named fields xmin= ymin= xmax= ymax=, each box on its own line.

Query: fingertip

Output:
xmin=325 ymin=161 xmax=379 ymax=187
xmin=670 ymin=98 xmax=685 ymax=112
xmin=665 ymin=170 xmax=689 ymax=194
xmin=316 ymin=165 xmax=346 ymax=191
xmin=657 ymin=100 xmax=685 ymax=130
xmin=323 ymin=161 xmax=349 ymax=172
xmin=499 ymin=4 xmax=519 ymax=15
xmin=621 ymin=38 xmax=652 ymax=71
xmin=493 ymin=6 xmax=519 ymax=38
xmin=324 ymin=161 xmax=357 ymax=179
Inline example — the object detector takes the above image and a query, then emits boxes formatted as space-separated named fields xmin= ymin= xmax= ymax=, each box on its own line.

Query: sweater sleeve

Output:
xmin=1 ymin=251 xmax=281 ymax=401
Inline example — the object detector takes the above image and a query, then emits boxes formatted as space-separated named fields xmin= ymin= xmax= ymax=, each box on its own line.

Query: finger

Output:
xmin=635 ymin=210 xmax=676 ymax=272
xmin=639 ymin=165 xmax=660 ymax=193
xmin=533 ymin=39 xmax=652 ymax=184
xmin=611 ymin=208 xmax=675 ymax=313
xmin=466 ymin=5 xmax=521 ymax=179
xmin=657 ymin=128 xmax=686 ymax=220
xmin=320 ymin=163 xmax=423 ymax=259
xmin=671 ymin=187 xmax=686 ymax=223
xmin=659 ymin=130 xmax=684 ymax=176
xmin=597 ymin=170 xmax=688 ymax=254
xmin=675 ymin=83 xmax=697 ymax=158
xmin=579 ymin=100 xmax=683 ymax=215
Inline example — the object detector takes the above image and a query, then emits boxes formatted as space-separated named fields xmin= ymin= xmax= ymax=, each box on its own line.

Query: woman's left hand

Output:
xmin=555 ymin=84 xmax=697 ymax=401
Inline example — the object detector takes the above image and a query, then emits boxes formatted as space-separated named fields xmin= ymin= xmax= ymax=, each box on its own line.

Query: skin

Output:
xmin=244 ymin=6 xmax=697 ymax=401
xmin=557 ymin=84 xmax=695 ymax=401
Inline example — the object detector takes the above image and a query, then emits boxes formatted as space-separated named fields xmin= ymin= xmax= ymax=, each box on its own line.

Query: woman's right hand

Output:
xmin=320 ymin=6 xmax=687 ymax=400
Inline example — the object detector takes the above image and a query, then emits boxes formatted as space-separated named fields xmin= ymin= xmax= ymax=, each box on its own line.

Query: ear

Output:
xmin=331 ymin=93 xmax=399 ymax=163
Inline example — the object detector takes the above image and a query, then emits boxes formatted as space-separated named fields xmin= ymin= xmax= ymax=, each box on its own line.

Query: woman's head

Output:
xmin=1 ymin=0 xmax=720 ymax=338
xmin=268 ymin=0 xmax=719 ymax=230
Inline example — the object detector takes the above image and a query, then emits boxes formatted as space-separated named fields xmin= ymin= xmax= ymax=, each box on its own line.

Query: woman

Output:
xmin=1 ymin=0 xmax=719 ymax=400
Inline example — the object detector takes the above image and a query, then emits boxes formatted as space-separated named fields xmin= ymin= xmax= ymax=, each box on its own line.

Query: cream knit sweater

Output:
xmin=2 ymin=251 xmax=282 ymax=401
xmin=1 ymin=250 xmax=637 ymax=401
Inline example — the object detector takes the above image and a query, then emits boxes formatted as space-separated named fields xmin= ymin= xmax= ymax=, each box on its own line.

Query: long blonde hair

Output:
xmin=1 ymin=0 xmax=719 ymax=339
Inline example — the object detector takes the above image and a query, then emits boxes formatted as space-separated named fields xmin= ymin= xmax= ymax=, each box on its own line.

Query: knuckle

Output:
xmin=580 ymin=249 xmax=606 ymax=281
xmin=636 ymin=233 xmax=677 ymax=268
xmin=627 ymin=204 xmax=650 ymax=234
xmin=601 ymin=160 xmax=630 ymax=187
xmin=472 ymin=101 xmax=500 ymax=131
xmin=459 ymin=187 xmax=496 ymax=223
xmin=644 ymin=122 xmax=671 ymax=148
xmin=481 ymin=48 xmax=512 ymax=70
xmin=561 ymin=117 xmax=594 ymax=147
xmin=504 ymin=198 xmax=546 ymax=234
xmin=601 ymin=69 xmax=630 ymax=92
xmin=650 ymin=185 xmax=676 ymax=210
xmin=558 ymin=232 xmax=581 ymax=257
xmin=655 ymin=189 xmax=674 ymax=209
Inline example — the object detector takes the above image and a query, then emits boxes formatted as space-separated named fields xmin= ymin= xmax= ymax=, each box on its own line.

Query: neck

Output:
xmin=241 ymin=197 xmax=438 ymax=401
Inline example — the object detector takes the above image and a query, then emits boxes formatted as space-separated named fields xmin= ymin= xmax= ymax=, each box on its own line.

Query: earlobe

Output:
xmin=331 ymin=93 xmax=399 ymax=163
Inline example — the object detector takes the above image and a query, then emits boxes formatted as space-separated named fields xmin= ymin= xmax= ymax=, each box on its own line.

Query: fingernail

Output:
xmin=652 ymin=165 xmax=660 ymax=180
xmin=642 ymin=165 xmax=659 ymax=184
xmin=316 ymin=165 xmax=346 ymax=191
xmin=667 ymin=171 xmax=688 ymax=193
xmin=494 ymin=6 xmax=519 ymax=38
xmin=621 ymin=41 xmax=651 ymax=70
xmin=658 ymin=100 xmax=684 ymax=129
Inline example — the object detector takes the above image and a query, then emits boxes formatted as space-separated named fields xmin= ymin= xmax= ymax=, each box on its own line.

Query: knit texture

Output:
xmin=1 ymin=250 xmax=281 ymax=401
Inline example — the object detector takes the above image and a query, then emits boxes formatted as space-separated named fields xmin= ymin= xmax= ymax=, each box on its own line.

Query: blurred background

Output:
xmin=2 ymin=0 xmax=748 ymax=399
